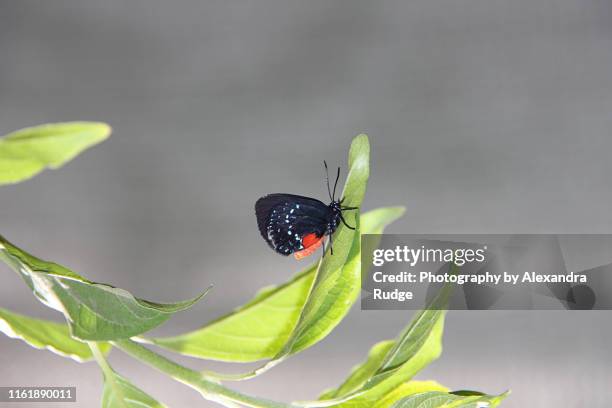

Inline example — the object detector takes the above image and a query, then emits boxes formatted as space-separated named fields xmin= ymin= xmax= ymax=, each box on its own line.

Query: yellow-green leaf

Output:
xmin=316 ymin=285 xmax=452 ymax=407
xmin=0 ymin=122 xmax=111 ymax=185
xmin=319 ymin=340 xmax=395 ymax=400
xmin=284 ymin=134 xmax=370 ymax=356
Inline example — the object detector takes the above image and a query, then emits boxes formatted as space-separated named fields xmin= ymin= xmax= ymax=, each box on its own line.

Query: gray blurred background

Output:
xmin=1 ymin=1 xmax=611 ymax=406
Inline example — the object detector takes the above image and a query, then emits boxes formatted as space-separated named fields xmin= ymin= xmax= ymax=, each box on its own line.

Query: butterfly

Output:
xmin=255 ymin=162 xmax=358 ymax=259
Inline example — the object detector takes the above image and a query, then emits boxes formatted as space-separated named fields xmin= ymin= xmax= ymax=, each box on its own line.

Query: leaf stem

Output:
xmin=112 ymin=338 xmax=297 ymax=408
xmin=89 ymin=341 xmax=110 ymax=373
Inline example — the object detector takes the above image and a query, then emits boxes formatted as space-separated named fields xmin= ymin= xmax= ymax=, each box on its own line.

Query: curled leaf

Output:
xmin=0 ymin=235 xmax=209 ymax=341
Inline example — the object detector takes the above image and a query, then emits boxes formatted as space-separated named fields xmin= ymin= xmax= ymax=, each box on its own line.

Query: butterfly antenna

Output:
xmin=332 ymin=166 xmax=340 ymax=201
xmin=324 ymin=161 xmax=333 ymax=202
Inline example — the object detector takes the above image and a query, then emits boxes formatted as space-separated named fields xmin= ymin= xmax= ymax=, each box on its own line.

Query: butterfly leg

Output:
xmin=339 ymin=212 xmax=356 ymax=230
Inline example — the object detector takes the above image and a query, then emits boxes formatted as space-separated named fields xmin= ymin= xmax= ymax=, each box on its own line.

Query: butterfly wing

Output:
xmin=255 ymin=194 xmax=330 ymax=256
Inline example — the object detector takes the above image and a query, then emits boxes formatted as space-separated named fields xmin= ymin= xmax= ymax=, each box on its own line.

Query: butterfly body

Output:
xmin=255 ymin=162 xmax=357 ymax=259
xmin=255 ymin=194 xmax=344 ymax=258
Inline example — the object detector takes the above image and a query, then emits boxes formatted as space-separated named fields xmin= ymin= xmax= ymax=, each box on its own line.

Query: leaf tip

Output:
xmin=95 ymin=122 xmax=113 ymax=140
xmin=390 ymin=206 xmax=406 ymax=219
xmin=350 ymin=134 xmax=370 ymax=155
xmin=354 ymin=133 xmax=369 ymax=142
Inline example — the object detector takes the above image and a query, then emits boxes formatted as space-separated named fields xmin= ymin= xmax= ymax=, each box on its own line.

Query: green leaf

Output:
xmin=153 ymin=263 xmax=317 ymax=362
xmin=102 ymin=373 xmax=166 ymax=408
xmin=363 ymin=311 xmax=446 ymax=390
xmin=283 ymin=134 xmax=370 ymax=356
xmin=387 ymin=391 xmax=508 ymax=408
xmin=0 ymin=235 xmax=209 ymax=341
xmin=373 ymin=381 xmax=449 ymax=408
xmin=316 ymin=285 xmax=451 ymax=407
xmin=319 ymin=340 xmax=395 ymax=400
xmin=0 ymin=122 xmax=111 ymax=185
xmin=0 ymin=307 xmax=111 ymax=362
xmin=152 ymin=146 xmax=404 ymax=365
xmin=89 ymin=342 xmax=167 ymax=408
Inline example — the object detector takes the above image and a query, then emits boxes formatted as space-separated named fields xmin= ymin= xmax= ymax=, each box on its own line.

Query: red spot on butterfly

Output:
xmin=294 ymin=233 xmax=325 ymax=260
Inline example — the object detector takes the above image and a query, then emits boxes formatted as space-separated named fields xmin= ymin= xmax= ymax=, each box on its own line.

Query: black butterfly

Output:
xmin=255 ymin=162 xmax=358 ymax=259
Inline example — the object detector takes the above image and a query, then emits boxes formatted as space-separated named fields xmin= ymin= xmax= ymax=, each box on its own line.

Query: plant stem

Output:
xmin=89 ymin=341 xmax=111 ymax=375
xmin=112 ymin=338 xmax=296 ymax=408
